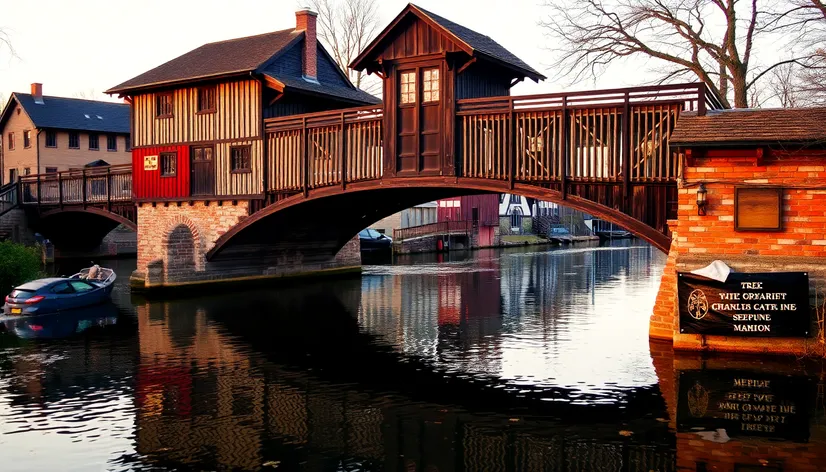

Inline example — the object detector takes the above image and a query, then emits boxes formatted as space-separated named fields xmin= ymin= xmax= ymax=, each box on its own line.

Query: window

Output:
xmin=160 ymin=152 xmax=177 ymax=177
xmin=510 ymin=207 xmax=523 ymax=230
xmin=45 ymin=167 xmax=58 ymax=174
xmin=125 ymin=135 xmax=131 ymax=151
xmin=50 ymin=283 xmax=75 ymax=295
xmin=89 ymin=133 xmax=99 ymax=150
xmin=400 ymin=71 xmax=416 ymax=104
xmin=7 ymin=132 xmax=13 ymax=150
xmin=197 ymin=87 xmax=216 ymax=113
xmin=69 ymin=281 xmax=95 ymax=292
xmin=9 ymin=169 xmax=18 ymax=183
xmin=107 ymin=134 xmax=117 ymax=151
xmin=23 ymin=168 xmax=31 ymax=176
xmin=423 ymin=68 xmax=440 ymax=102
xmin=156 ymin=92 xmax=173 ymax=118
xmin=69 ymin=131 xmax=80 ymax=149
xmin=23 ymin=130 xmax=31 ymax=148
xmin=45 ymin=130 xmax=57 ymax=148
xmin=230 ymin=145 xmax=251 ymax=173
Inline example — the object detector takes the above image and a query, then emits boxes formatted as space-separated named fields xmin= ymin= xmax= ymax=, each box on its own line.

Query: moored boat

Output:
xmin=1 ymin=265 xmax=116 ymax=317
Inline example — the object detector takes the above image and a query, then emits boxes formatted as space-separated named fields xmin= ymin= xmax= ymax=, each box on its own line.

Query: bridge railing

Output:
xmin=265 ymin=106 xmax=383 ymax=193
xmin=19 ymin=164 xmax=133 ymax=207
xmin=0 ymin=182 xmax=18 ymax=217
xmin=393 ymin=220 xmax=473 ymax=242
xmin=456 ymin=82 xmax=722 ymax=184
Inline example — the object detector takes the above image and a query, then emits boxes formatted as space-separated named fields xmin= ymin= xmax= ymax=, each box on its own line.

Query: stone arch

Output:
xmin=162 ymin=215 xmax=204 ymax=273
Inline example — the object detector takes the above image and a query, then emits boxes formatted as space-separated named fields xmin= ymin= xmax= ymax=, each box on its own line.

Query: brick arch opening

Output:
xmin=162 ymin=216 xmax=203 ymax=275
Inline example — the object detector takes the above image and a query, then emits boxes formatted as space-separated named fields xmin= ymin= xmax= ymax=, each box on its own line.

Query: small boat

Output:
xmin=595 ymin=229 xmax=633 ymax=240
xmin=1 ymin=265 xmax=116 ymax=317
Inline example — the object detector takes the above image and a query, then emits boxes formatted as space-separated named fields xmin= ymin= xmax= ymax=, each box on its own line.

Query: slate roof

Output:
xmin=107 ymin=29 xmax=301 ymax=93
xmin=670 ymin=108 xmax=826 ymax=147
xmin=351 ymin=3 xmax=545 ymax=82
xmin=106 ymin=29 xmax=379 ymax=105
xmin=0 ymin=93 xmax=130 ymax=134
xmin=413 ymin=5 xmax=546 ymax=81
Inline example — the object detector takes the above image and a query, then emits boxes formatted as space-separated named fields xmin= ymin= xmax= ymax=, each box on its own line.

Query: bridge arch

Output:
xmin=33 ymin=207 xmax=137 ymax=251
xmin=206 ymin=178 xmax=671 ymax=262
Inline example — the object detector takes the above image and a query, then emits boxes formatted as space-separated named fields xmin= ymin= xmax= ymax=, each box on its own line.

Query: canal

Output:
xmin=0 ymin=241 xmax=824 ymax=471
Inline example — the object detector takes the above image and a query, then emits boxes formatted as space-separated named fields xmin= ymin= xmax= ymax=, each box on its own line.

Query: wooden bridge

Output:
xmin=3 ymin=83 xmax=723 ymax=254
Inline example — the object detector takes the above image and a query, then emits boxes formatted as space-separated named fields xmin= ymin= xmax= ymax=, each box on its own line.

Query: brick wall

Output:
xmin=134 ymin=200 xmax=361 ymax=289
xmin=651 ymin=149 xmax=826 ymax=353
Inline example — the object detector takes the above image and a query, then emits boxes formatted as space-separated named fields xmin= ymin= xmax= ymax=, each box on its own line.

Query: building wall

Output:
xmin=131 ymin=80 xmax=261 ymax=147
xmin=2 ymin=102 xmax=38 ymax=179
xmin=371 ymin=212 xmax=402 ymax=235
xmin=133 ymin=201 xmax=361 ymax=289
xmin=651 ymin=149 xmax=826 ymax=354
xmin=39 ymin=131 xmax=130 ymax=171
xmin=132 ymin=80 xmax=263 ymax=199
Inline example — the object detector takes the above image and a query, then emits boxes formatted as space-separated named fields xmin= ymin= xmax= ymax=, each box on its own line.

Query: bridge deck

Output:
xmin=11 ymin=83 xmax=725 ymax=247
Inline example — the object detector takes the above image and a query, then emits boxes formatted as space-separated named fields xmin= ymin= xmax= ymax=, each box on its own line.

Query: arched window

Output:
xmin=510 ymin=207 xmax=522 ymax=231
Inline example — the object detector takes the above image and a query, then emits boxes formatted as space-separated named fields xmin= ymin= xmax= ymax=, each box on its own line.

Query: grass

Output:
xmin=501 ymin=235 xmax=549 ymax=245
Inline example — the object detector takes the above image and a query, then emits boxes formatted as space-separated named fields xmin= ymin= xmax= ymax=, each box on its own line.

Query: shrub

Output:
xmin=0 ymin=241 xmax=43 ymax=296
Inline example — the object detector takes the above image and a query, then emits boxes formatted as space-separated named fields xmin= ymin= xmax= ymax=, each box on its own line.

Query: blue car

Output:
xmin=2 ymin=266 xmax=116 ymax=317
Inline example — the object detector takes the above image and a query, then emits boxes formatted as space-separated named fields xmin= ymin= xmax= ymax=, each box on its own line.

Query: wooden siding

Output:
xmin=377 ymin=16 xmax=461 ymax=61
xmin=133 ymin=145 xmax=190 ymax=199
xmin=40 ymin=132 xmax=131 ymax=171
xmin=215 ymin=139 xmax=264 ymax=196
xmin=455 ymin=63 xmax=512 ymax=100
xmin=132 ymin=80 xmax=261 ymax=147
xmin=1 ymin=101 xmax=38 ymax=179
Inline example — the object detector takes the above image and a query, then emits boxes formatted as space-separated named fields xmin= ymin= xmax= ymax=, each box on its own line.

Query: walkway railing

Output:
xmin=0 ymin=182 xmax=18 ymax=217
xmin=456 ymin=83 xmax=720 ymax=184
xmin=266 ymin=105 xmax=383 ymax=192
xmin=393 ymin=220 xmax=473 ymax=241
xmin=19 ymin=164 xmax=133 ymax=206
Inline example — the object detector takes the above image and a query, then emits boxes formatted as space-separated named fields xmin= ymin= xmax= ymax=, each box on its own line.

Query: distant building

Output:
xmin=438 ymin=194 xmax=499 ymax=247
xmin=499 ymin=194 xmax=532 ymax=235
xmin=370 ymin=202 xmax=438 ymax=235
xmin=0 ymin=83 xmax=131 ymax=184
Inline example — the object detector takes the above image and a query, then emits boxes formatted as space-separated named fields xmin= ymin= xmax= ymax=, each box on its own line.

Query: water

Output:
xmin=0 ymin=241 xmax=824 ymax=471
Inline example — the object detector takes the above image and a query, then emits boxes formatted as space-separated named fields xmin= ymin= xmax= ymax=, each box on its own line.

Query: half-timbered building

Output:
xmin=106 ymin=9 xmax=379 ymax=202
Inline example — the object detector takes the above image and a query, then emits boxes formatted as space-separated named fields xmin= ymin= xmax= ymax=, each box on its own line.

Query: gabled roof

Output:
xmin=351 ymin=3 xmax=546 ymax=83
xmin=671 ymin=108 xmax=826 ymax=148
xmin=0 ymin=93 xmax=130 ymax=134
xmin=106 ymin=28 xmax=379 ymax=105
xmin=107 ymin=29 xmax=301 ymax=94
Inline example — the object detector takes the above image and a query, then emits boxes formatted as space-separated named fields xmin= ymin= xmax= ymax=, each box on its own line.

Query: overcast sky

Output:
xmin=1 ymin=0 xmax=672 ymax=103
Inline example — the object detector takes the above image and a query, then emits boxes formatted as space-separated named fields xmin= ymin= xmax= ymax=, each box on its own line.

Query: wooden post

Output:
xmin=82 ymin=168 xmax=87 ymax=208
xmin=106 ymin=167 xmax=112 ymax=211
xmin=697 ymin=83 xmax=707 ymax=116
xmin=36 ymin=175 xmax=41 ymax=210
xmin=621 ymin=92 xmax=631 ymax=214
xmin=561 ymin=96 xmax=569 ymax=200
xmin=340 ymin=112 xmax=346 ymax=190
xmin=58 ymin=172 xmax=63 ymax=209
xmin=508 ymin=98 xmax=515 ymax=190
xmin=302 ymin=117 xmax=308 ymax=197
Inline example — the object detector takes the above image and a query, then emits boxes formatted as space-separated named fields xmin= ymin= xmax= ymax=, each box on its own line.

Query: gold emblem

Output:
xmin=687 ymin=381 xmax=709 ymax=417
xmin=687 ymin=289 xmax=709 ymax=320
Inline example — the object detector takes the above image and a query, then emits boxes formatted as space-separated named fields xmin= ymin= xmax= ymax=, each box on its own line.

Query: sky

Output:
xmin=0 ymin=0 xmax=659 ymax=104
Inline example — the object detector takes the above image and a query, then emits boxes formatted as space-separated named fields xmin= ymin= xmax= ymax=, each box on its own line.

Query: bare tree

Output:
xmin=540 ymin=0 xmax=812 ymax=108
xmin=767 ymin=62 xmax=802 ymax=106
xmin=308 ymin=0 xmax=382 ymax=96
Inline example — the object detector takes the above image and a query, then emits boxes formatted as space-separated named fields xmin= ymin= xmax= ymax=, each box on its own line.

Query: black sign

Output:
xmin=678 ymin=271 xmax=810 ymax=337
xmin=677 ymin=369 xmax=812 ymax=442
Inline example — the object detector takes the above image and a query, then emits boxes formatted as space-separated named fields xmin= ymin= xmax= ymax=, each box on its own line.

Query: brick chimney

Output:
xmin=295 ymin=8 xmax=318 ymax=80
xmin=31 ymin=83 xmax=44 ymax=104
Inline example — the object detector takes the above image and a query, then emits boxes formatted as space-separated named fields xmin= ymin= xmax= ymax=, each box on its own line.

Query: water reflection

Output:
xmin=0 ymin=244 xmax=824 ymax=471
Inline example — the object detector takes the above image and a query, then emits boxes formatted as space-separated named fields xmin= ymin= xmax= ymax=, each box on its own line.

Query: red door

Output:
xmin=396 ymin=64 xmax=442 ymax=175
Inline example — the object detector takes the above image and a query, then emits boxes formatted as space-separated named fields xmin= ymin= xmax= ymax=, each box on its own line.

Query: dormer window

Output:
xmin=156 ymin=92 xmax=173 ymax=118
xmin=197 ymin=87 xmax=216 ymax=113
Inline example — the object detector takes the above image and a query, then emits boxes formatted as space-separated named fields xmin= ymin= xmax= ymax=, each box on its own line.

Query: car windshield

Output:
xmin=9 ymin=289 xmax=35 ymax=300
xmin=358 ymin=229 xmax=370 ymax=238
xmin=368 ymin=229 xmax=382 ymax=238
xmin=69 ymin=281 xmax=96 ymax=293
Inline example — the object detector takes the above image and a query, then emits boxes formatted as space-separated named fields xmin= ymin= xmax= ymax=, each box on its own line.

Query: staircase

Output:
xmin=0 ymin=182 xmax=20 ymax=241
